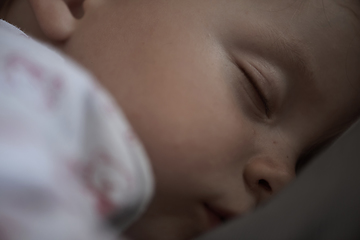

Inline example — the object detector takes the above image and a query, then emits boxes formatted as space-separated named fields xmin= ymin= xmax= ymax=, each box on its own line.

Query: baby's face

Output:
xmin=62 ymin=0 xmax=360 ymax=239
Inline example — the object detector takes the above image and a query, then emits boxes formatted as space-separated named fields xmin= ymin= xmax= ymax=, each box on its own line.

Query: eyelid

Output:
xmin=246 ymin=60 xmax=285 ymax=119
xmin=228 ymin=53 xmax=285 ymax=121
xmin=237 ymin=63 xmax=271 ymax=118
xmin=243 ymin=66 xmax=270 ymax=116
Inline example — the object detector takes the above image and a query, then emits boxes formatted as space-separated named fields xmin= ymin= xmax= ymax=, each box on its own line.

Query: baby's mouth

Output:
xmin=203 ymin=203 xmax=236 ymax=230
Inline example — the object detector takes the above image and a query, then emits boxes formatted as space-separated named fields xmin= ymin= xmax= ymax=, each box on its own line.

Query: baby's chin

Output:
xmin=124 ymin=212 xmax=209 ymax=240
xmin=124 ymin=222 xmax=203 ymax=240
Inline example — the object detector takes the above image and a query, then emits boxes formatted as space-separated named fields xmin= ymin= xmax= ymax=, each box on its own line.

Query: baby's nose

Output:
xmin=243 ymin=156 xmax=295 ymax=204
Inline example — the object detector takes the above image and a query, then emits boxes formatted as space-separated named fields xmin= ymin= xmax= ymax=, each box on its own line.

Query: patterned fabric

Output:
xmin=0 ymin=20 xmax=153 ymax=240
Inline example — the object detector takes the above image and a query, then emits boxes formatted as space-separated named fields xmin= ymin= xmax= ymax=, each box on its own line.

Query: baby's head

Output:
xmin=3 ymin=0 xmax=360 ymax=239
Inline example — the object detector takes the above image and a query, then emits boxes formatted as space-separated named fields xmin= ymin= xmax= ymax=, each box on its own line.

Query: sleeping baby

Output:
xmin=1 ymin=0 xmax=360 ymax=239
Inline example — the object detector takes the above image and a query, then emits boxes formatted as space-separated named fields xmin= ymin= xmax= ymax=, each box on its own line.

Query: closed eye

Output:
xmin=239 ymin=65 xmax=270 ymax=117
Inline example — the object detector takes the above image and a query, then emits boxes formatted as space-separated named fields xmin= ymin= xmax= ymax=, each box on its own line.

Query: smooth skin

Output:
xmin=3 ymin=0 xmax=360 ymax=239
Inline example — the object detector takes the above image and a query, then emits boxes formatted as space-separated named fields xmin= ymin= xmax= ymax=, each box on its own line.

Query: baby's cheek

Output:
xmin=149 ymin=115 xmax=252 ymax=198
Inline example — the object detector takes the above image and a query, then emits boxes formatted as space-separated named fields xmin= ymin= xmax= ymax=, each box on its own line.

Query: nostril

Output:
xmin=258 ymin=179 xmax=272 ymax=192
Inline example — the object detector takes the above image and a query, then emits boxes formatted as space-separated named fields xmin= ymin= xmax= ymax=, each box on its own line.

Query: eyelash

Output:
xmin=241 ymin=67 xmax=270 ymax=117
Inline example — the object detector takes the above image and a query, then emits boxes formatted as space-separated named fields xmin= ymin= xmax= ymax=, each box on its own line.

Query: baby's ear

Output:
xmin=28 ymin=0 xmax=84 ymax=41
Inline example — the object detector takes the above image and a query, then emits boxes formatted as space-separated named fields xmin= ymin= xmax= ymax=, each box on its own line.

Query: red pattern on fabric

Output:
xmin=83 ymin=151 xmax=117 ymax=216
xmin=5 ymin=54 xmax=64 ymax=111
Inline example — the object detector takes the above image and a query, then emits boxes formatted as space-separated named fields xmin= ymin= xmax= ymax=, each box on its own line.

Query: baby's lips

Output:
xmin=203 ymin=202 xmax=238 ymax=230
